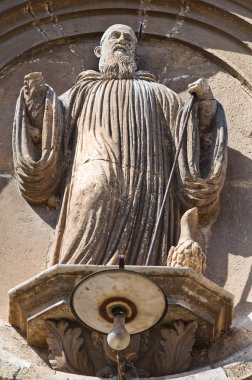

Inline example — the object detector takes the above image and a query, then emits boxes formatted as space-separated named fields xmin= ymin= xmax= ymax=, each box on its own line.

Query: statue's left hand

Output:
xmin=188 ymin=78 xmax=217 ymax=134
xmin=23 ymin=72 xmax=47 ymax=133
xmin=24 ymin=72 xmax=47 ymax=109
xmin=188 ymin=78 xmax=214 ymax=101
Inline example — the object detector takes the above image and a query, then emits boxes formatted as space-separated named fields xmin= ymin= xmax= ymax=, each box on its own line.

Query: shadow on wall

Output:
xmin=235 ymin=266 xmax=252 ymax=320
xmin=0 ymin=176 xmax=59 ymax=229
xmin=205 ymin=148 xmax=252 ymax=319
xmin=0 ymin=176 xmax=11 ymax=194
xmin=30 ymin=204 xmax=59 ymax=229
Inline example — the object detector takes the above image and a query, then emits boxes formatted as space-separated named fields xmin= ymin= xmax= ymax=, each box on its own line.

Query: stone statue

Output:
xmin=13 ymin=24 xmax=227 ymax=269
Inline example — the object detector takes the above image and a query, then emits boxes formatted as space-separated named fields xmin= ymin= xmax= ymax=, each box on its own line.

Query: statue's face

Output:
xmin=101 ymin=25 xmax=137 ymax=59
xmin=95 ymin=25 xmax=137 ymax=62
xmin=95 ymin=25 xmax=137 ymax=78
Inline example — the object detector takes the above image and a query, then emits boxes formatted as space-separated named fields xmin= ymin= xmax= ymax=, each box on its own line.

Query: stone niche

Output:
xmin=0 ymin=0 xmax=251 ymax=379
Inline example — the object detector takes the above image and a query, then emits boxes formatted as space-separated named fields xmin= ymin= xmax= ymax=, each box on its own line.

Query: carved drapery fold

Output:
xmin=175 ymin=101 xmax=228 ymax=225
xmin=13 ymin=87 xmax=64 ymax=204
xmin=51 ymin=75 xmax=182 ymax=266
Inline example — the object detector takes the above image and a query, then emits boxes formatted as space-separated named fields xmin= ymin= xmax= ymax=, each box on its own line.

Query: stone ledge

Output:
xmin=223 ymin=361 xmax=252 ymax=380
xmin=0 ymin=364 xmax=229 ymax=380
xmin=9 ymin=264 xmax=234 ymax=348
xmin=0 ymin=348 xmax=31 ymax=380
xmin=213 ymin=342 xmax=252 ymax=369
xmin=145 ymin=367 xmax=227 ymax=380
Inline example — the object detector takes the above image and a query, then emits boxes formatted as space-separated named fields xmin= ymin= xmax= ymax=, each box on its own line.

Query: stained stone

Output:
xmin=149 ymin=367 xmax=228 ymax=380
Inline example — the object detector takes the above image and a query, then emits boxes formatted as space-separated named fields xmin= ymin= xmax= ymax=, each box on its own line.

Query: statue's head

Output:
xmin=94 ymin=24 xmax=138 ymax=79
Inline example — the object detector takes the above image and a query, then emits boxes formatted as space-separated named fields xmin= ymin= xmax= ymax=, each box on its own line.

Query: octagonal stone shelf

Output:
xmin=9 ymin=265 xmax=234 ymax=349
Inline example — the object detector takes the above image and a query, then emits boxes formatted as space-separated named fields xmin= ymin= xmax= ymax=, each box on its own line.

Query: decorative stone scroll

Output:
xmin=46 ymin=320 xmax=94 ymax=375
xmin=150 ymin=321 xmax=198 ymax=376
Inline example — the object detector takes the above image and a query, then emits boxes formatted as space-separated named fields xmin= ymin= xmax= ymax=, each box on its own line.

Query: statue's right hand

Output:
xmin=24 ymin=72 xmax=47 ymax=104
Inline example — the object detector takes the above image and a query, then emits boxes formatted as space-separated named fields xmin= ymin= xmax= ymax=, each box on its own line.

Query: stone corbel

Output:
xmin=45 ymin=318 xmax=198 ymax=377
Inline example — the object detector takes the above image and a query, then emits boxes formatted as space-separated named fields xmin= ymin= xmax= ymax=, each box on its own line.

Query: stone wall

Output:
xmin=0 ymin=0 xmax=251 ymax=377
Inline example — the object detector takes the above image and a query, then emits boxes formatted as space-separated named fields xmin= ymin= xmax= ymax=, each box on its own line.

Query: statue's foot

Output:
xmin=167 ymin=239 xmax=206 ymax=274
xmin=178 ymin=207 xmax=205 ymax=246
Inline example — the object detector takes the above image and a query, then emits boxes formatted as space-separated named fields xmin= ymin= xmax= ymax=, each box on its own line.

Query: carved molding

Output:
xmin=45 ymin=318 xmax=197 ymax=377
xmin=0 ymin=1 xmax=251 ymax=92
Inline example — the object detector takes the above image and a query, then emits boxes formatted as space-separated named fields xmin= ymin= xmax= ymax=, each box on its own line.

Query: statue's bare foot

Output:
xmin=167 ymin=208 xmax=206 ymax=273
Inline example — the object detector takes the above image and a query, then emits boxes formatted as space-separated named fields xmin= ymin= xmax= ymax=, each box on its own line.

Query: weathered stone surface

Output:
xmin=0 ymin=321 xmax=46 ymax=380
xmin=152 ymin=367 xmax=228 ymax=380
xmin=0 ymin=349 xmax=30 ymax=380
xmin=214 ymin=343 xmax=252 ymax=372
xmin=224 ymin=361 xmax=252 ymax=380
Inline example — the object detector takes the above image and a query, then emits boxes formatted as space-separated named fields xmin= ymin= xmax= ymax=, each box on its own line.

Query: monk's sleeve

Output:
xmin=13 ymin=86 xmax=64 ymax=204
xmin=174 ymin=100 xmax=228 ymax=225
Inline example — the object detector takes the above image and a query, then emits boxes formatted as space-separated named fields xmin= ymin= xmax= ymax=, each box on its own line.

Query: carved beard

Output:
xmin=100 ymin=54 xmax=137 ymax=79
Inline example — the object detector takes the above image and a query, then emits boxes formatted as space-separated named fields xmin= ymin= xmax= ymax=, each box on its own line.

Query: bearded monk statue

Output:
xmin=13 ymin=24 xmax=227 ymax=270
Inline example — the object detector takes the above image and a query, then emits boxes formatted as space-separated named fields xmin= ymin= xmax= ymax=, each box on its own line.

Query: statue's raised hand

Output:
xmin=188 ymin=78 xmax=214 ymax=101
xmin=24 ymin=72 xmax=47 ymax=104
xmin=23 ymin=73 xmax=47 ymax=141
xmin=188 ymin=78 xmax=216 ymax=136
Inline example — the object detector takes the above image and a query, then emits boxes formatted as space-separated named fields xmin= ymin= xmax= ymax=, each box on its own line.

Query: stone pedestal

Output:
xmin=9 ymin=265 xmax=233 ymax=377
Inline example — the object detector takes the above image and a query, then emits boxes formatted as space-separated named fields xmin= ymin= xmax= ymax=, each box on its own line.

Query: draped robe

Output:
xmin=13 ymin=70 xmax=228 ymax=266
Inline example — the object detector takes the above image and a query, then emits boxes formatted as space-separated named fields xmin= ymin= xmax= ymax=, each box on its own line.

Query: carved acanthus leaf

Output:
xmin=151 ymin=320 xmax=198 ymax=376
xmin=45 ymin=319 xmax=94 ymax=375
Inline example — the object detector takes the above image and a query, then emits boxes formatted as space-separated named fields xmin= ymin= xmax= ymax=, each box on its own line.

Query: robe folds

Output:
xmin=13 ymin=70 xmax=228 ymax=266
